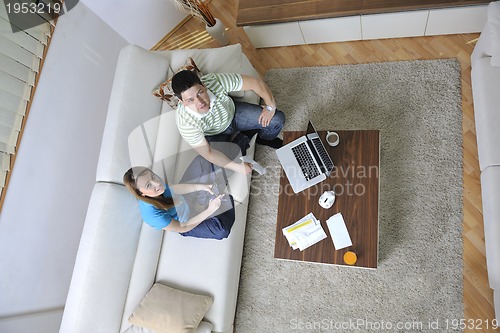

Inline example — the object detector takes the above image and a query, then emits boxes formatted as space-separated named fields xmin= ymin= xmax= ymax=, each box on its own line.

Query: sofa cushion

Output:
xmin=140 ymin=107 xmax=181 ymax=184
xmin=238 ymin=55 xmax=261 ymax=105
xmin=154 ymin=44 xmax=250 ymax=101
xmin=59 ymin=183 xmax=156 ymax=333
xmin=155 ymin=202 xmax=250 ymax=333
xmin=128 ymin=283 xmax=213 ymax=333
xmin=96 ymin=45 xmax=169 ymax=184
xmin=488 ymin=1 xmax=500 ymax=67
xmin=156 ymin=44 xmax=243 ymax=76
xmin=471 ymin=57 xmax=500 ymax=171
xmin=481 ymin=166 xmax=500 ymax=290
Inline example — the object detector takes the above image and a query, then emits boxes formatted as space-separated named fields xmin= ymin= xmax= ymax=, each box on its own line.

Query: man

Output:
xmin=172 ymin=70 xmax=286 ymax=174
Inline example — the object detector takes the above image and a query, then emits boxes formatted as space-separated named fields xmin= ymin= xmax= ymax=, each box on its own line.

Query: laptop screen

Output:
xmin=306 ymin=121 xmax=335 ymax=175
xmin=306 ymin=121 xmax=316 ymax=136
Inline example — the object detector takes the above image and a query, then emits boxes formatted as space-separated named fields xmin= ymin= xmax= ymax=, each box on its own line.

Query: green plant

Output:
xmin=170 ymin=0 xmax=216 ymax=27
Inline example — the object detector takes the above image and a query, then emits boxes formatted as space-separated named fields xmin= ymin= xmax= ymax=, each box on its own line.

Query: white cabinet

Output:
xmin=243 ymin=5 xmax=489 ymax=48
xmin=300 ymin=16 xmax=362 ymax=44
xmin=243 ymin=22 xmax=305 ymax=48
xmin=361 ymin=10 xmax=429 ymax=40
xmin=425 ymin=5 xmax=488 ymax=36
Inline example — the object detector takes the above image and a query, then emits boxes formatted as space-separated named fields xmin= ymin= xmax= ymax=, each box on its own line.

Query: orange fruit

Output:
xmin=343 ymin=251 xmax=357 ymax=265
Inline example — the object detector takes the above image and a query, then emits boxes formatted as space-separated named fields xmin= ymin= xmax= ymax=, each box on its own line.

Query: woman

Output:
xmin=123 ymin=159 xmax=235 ymax=240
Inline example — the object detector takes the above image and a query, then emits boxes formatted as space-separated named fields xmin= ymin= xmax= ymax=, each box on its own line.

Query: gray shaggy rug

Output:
xmin=235 ymin=59 xmax=463 ymax=332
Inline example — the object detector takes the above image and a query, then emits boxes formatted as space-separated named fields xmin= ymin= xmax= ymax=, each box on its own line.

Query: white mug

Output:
xmin=325 ymin=131 xmax=340 ymax=147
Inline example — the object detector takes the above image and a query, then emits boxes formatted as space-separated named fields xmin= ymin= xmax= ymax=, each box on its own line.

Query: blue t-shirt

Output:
xmin=138 ymin=184 xmax=190 ymax=230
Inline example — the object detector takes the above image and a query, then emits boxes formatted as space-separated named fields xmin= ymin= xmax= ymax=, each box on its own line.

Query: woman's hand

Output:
xmin=208 ymin=194 xmax=224 ymax=213
xmin=197 ymin=183 xmax=214 ymax=194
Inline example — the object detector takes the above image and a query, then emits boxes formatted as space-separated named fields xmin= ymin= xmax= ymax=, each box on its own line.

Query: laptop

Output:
xmin=276 ymin=121 xmax=334 ymax=193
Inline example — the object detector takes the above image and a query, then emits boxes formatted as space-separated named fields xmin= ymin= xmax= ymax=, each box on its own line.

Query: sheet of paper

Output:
xmin=326 ymin=212 xmax=353 ymax=250
xmin=240 ymin=156 xmax=266 ymax=175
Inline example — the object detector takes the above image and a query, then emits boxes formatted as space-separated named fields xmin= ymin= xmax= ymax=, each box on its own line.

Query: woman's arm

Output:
xmin=170 ymin=183 xmax=213 ymax=195
xmin=163 ymin=194 xmax=223 ymax=233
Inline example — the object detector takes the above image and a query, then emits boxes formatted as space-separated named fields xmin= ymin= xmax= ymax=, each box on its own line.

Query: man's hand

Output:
xmin=259 ymin=106 xmax=275 ymax=127
xmin=236 ymin=162 xmax=253 ymax=175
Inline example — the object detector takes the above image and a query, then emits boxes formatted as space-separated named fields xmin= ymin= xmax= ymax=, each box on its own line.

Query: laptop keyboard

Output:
xmin=292 ymin=143 xmax=320 ymax=181
xmin=312 ymin=138 xmax=334 ymax=172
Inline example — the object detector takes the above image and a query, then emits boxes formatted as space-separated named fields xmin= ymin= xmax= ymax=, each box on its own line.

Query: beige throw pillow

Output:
xmin=128 ymin=283 xmax=213 ymax=333
xmin=152 ymin=57 xmax=203 ymax=108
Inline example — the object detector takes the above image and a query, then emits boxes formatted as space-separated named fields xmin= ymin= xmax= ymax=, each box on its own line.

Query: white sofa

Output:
xmin=59 ymin=43 xmax=261 ymax=333
xmin=471 ymin=0 xmax=500 ymax=320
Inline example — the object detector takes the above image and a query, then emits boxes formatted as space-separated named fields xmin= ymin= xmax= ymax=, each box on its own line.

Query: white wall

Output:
xmin=0 ymin=2 xmax=127 ymax=332
xmin=81 ymin=0 xmax=186 ymax=49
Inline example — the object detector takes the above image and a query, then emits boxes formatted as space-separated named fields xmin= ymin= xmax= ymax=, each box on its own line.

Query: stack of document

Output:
xmin=282 ymin=213 xmax=327 ymax=251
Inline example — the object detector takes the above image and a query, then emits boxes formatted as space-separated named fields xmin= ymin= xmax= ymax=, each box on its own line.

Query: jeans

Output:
xmin=180 ymin=195 xmax=235 ymax=240
xmin=218 ymin=101 xmax=286 ymax=140
xmin=178 ymin=155 xmax=236 ymax=240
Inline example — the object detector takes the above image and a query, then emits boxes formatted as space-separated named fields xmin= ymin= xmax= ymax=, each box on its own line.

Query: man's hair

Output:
xmin=172 ymin=70 xmax=202 ymax=99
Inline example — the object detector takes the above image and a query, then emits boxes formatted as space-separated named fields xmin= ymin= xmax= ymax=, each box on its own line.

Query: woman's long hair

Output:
xmin=123 ymin=166 xmax=174 ymax=210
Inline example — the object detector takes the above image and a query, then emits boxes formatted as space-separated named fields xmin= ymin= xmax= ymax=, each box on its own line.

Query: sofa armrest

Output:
xmin=472 ymin=23 xmax=492 ymax=64
xmin=472 ymin=1 xmax=500 ymax=66
xmin=238 ymin=54 xmax=261 ymax=105
xmin=488 ymin=1 xmax=500 ymax=67
xmin=495 ymin=291 xmax=500 ymax=320
xmin=471 ymin=58 xmax=500 ymax=171
xmin=481 ymin=166 xmax=500 ymax=291
xmin=96 ymin=45 xmax=169 ymax=184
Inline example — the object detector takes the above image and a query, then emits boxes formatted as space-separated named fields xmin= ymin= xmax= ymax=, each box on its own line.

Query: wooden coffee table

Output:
xmin=275 ymin=130 xmax=380 ymax=269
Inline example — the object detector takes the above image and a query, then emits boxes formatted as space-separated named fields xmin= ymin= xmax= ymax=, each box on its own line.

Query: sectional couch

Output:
xmin=471 ymin=0 xmax=500 ymax=320
xmin=59 ymin=43 xmax=260 ymax=333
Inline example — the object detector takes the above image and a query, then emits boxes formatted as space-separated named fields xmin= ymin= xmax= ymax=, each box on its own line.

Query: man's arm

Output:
xmin=240 ymin=74 xmax=276 ymax=107
xmin=240 ymin=75 xmax=277 ymax=127
xmin=193 ymin=138 xmax=252 ymax=174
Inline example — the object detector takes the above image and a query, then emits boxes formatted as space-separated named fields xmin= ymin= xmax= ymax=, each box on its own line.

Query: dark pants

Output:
xmin=205 ymin=101 xmax=286 ymax=154
xmin=180 ymin=195 xmax=235 ymax=240
xmin=223 ymin=101 xmax=286 ymax=140
xmin=178 ymin=155 xmax=236 ymax=240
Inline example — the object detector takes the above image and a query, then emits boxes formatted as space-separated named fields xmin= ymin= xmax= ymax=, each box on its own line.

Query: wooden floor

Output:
xmin=156 ymin=0 xmax=498 ymax=331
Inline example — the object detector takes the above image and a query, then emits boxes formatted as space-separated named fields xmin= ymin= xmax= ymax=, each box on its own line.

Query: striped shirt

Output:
xmin=176 ymin=73 xmax=243 ymax=146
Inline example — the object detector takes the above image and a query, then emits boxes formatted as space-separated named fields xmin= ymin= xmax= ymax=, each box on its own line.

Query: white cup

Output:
xmin=325 ymin=131 xmax=340 ymax=147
